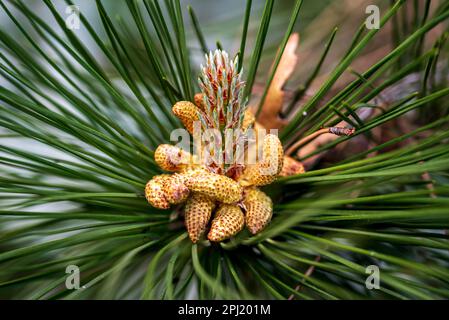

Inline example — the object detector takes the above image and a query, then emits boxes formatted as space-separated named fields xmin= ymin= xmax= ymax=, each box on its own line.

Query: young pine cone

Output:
xmin=208 ymin=204 xmax=245 ymax=242
xmin=145 ymin=167 xmax=243 ymax=210
xmin=239 ymin=134 xmax=284 ymax=187
xmin=184 ymin=193 xmax=215 ymax=243
xmin=178 ymin=168 xmax=243 ymax=203
xmin=172 ymin=101 xmax=201 ymax=134
xmin=184 ymin=168 xmax=243 ymax=204
xmin=242 ymin=109 xmax=256 ymax=130
xmin=144 ymin=174 xmax=189 ymax=209
xmin=154 ymin=144 xmax=193 ymax=172
xmin=144 ymin=174 xmax=171 ymax=209
xmin=244 ymin=187 xmax=273 ymax=234
xmin=163 ymin=174 xmax=190 ymax=204
xmin=192 ymin=93 xmax=255 ymax=131
xmin=279 ymin=155 xmax=305 ymax=177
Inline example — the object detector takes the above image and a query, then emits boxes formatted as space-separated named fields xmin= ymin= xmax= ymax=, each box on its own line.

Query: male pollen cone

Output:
xmin=163 ymin=174 xmax=190 ymax=204
xmin=242 ymin=109 xmax=256 ymax=130
xmin=208 ymin=204 xmax=244 ymax=242
xmin=144 ymin=174 xmax=171 ymax=209
xmin=184 ymin=169 xmax=243 ymax=203
xmin=239 ymin=134 xmax=284 ymax=186
xmin=172 ymin=101 xmax=200 ymax=134
xmin=184 ymin=192 xmax=215 ymax=243
xmin=244 ymin=187 xmax=273 ymax=234
xmin=279 ymin=155 xmax=305 ymax=177
xmin=154 ymin=144 xmax=192 ymax=172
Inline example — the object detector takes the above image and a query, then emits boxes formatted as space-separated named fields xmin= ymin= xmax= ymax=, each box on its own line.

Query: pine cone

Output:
xmin=239 ymin=134 xmax=284 ymax=186
xmin=183 ymin=168 xmax=243 ymax=203
xmin=279 ymin=156 xmax=305 ymax=177
xmin=144 ymin=174 xmax=171 ymax=209
xmin=244 ymin=187 xmax=273 ymax=234
xmin=172 ymin=101 xmax=201 ymax=134
xmin=163 ymin=174 xmax=190 ymax=205
xmin=208 ymin=204 xmax=244 ymax=242
xmin=184 ymin=193 xmax=216 ymax=243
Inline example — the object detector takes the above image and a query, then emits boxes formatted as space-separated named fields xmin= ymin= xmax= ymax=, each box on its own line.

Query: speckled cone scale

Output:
xmin=244 ymin=188 xmax=273 ymax=234
xmin=184 ymin=193 xmax=215 ymax=243
xmin=208 ymin=204 xmax=244 ymax=242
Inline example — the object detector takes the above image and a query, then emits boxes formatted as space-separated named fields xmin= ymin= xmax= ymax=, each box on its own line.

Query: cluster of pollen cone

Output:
xmin=145 ymin=50 xmax=304 ymax=243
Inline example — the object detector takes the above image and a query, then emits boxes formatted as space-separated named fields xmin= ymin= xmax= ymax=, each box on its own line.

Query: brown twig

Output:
xmin=288 ymin=255 xmax=321 ymax=300
xmin=285 ymin=127 xmax=355 ymax=156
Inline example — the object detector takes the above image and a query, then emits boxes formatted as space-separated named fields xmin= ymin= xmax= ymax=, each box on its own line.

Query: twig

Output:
xmin=285 ymin=127 xmax=355 ymax=156
xmin=288 ymin=255 xmax=321 ymax=300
